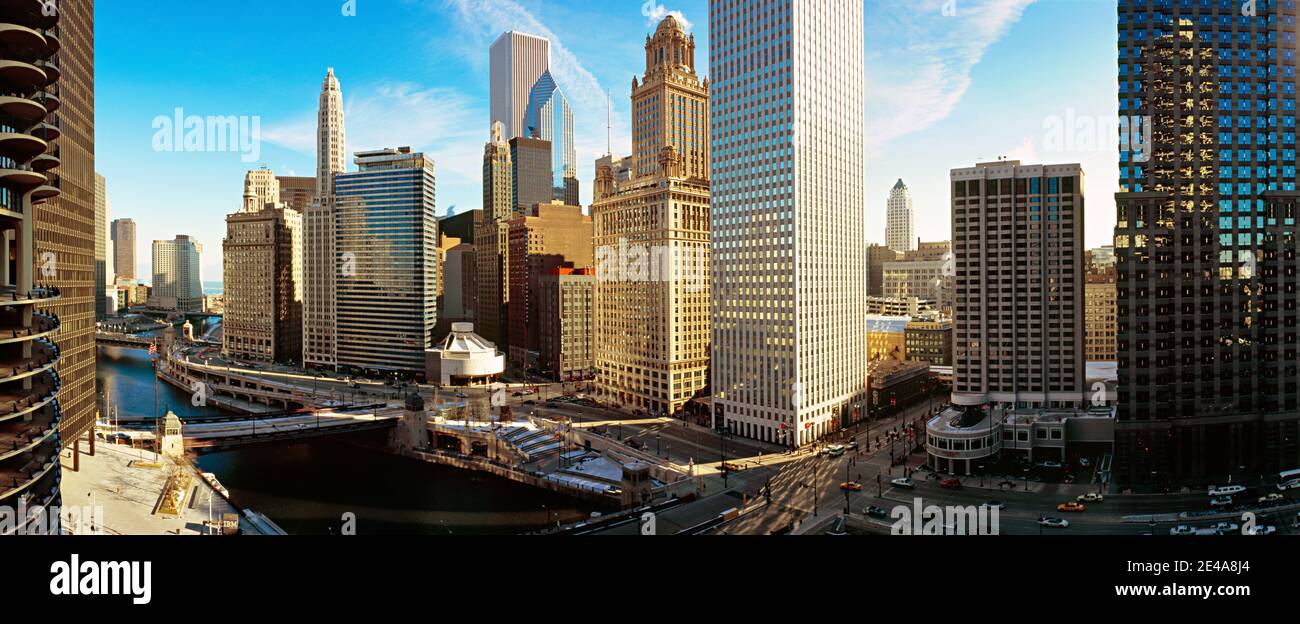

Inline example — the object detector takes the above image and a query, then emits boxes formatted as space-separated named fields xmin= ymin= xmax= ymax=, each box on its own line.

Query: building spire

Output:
xmin=316 ymin=67 xmax=347 ymax=200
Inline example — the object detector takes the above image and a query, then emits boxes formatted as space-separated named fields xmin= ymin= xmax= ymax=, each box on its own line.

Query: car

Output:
xmin=1039 ymin=517 xmax=1069 ymax=529
xmin=1209 ymin=496 xmax=1235 ymax=508
xmin=846 ymin=440 xmax=859 ymax=450
xmin=1169 ymin=525 xmax=1196 ymax=536
xmin=865 ymin=506 xmax=888 ymax=519
xmin=981 ymin=500 xmax=1005 ymax=510
xmin=1038 ymin=460 xmax=1064 ymax=469
xmin=1210 ymin=522 xmax=1240 ymax=533
xmin=1209 ymin=485 xmax=1247 ymax=497
xmin=826 ymin=516 xmax=847 ymax=536
xmin=1259 ymin=493 xmax=1284 ymax=504
xmin=1246 ymin=525 xmax=1277 ymax=536
xmin=1057 ymin=502 xmax=1086 ymax=513
xmin=1077 ymin=492 xmax=1105 ymax=503
xmin=890 ymin=477 xmax=915 ymax=489
xmin=1078 ymin=458 xmax=1091 ymax=467
xmin=1278 ymin=479 xmax=1300 ymax=492
xmin=823 ymin=444 xmax=846 ymax=457
xmin=840 ymin=481 xmax=863 ymax=492
xmin=940 ymin=478 xmax=962 ymax=490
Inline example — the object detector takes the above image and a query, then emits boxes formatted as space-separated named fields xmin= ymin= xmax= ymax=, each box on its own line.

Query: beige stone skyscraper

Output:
xmin=223 ymin=172 xmax=303 ymax=363
xmin=591 ymin=15 xmax=711 ymax=416
xmin=474 ymin=122 xmax=514 ymax=346
xmin=303 ymin=68 xmax=346 ymax=369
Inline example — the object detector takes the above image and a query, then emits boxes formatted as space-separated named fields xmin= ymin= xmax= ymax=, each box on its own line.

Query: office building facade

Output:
xmin=223 ymin=172 xmax=303 ymax=363
xmin=303 ymin=68 xmax=347 ymax=369
xmin=886 ymin=178 xmax=916 ymax=253
xmin=151 ymin=236 xmax=204 ymax=313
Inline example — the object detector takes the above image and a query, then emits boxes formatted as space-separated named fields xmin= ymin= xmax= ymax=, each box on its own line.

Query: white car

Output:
xmin=1077 ymin=492 xmax=1105 ymax=503
xmin=1169 ymin=525 xmax=1196 ymax=536
xmin=1209 ymin=485 xmax=1246 ymax=497
xmin=1038 ymin=460 xmax=1064 ymax=469
xmin=890 ymin=477 xmax=915 ymax=489
xmin=1039 ymin=517 xmax=1069 ymax=529
xmin=823 ymin=444 xmax=846 ymax=457
xmin=1210 ymin=522 xmax=1240 ymax=533
xmin=1277 ymin=479 xmax=1300 ymax=492
xmin=1246 ymin=525 xmax=1277 ymax=536
xmin=1258 ymin=493 xmax=1284 ymax=504
xmin=1209 ymin=496 xmax=1235 ymax=508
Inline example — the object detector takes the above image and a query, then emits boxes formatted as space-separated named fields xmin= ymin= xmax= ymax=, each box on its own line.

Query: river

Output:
xmin=95 ymin=323 xmax=597 ymax=535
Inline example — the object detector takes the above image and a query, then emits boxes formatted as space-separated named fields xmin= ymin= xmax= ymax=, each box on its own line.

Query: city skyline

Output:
xmin=97 ymin=0 xmax=1118 ymax=282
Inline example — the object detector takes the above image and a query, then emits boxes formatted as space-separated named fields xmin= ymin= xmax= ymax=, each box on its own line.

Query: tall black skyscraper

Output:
xmin=1115 ymin=0 xmax=1300 ymax=485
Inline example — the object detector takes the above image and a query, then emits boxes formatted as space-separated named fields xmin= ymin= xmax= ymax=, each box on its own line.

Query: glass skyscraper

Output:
xmin=523 ymin=70 xmax=578 ymax=206
xmin=333 ymin=148 xmax=438 ymax=378
xmin=1115 ymin=0 xmax=1300 ymax=485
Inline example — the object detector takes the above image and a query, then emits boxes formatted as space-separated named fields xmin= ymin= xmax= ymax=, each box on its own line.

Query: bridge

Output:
xmin=179 ymin=404 xmax=404 ymax=451
xmin=95 ymin=331 xmax=220 ymax=349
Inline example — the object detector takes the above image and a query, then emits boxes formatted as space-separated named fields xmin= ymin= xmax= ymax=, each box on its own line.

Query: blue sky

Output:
xmin=99 ymin=0 xmax=1117 ymax=283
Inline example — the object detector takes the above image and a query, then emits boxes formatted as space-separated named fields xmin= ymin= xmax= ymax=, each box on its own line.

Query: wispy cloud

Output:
xmin=640 ymin=2 xmax=692 ymax=30
xmin=440 ymin=0 xmax=633 ymax=190
xmin=865 ymin=0 xmax=1036 ymax=154
xmin=263 ymin=81 xmax=485 ymax=182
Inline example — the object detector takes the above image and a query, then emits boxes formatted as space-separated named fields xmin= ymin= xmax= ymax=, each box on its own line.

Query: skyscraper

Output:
xmin=1114 ymin=2 xmax=1300 ymax=484
xmin=475 ymin=122 xmax=514 ymax=346
xmin=151 ymin=235 xmax=204 ymax=313
xmin=333 ymin=148 xmax=438 ymax=378
xmin=506 ymin=202 xmax=592 ymax=370
xmin=592 ymin=14 xmax=711 ymax=416
xmin=490 ymin=31 xmax=551 ymax=141
xmin=950 ymin=161 xmax=1086 ymax=408
xmin=304 ymin=68 xmax=346 ymax=370
xmin=95 ymin=172 xmax=111 ymax=318
xmin=223 ymin=172 xmax=303 ymax=363
xmin=710 ymin=0 xmax=866 ymax=447
xmin=112 ymin=218 xmax=136 ymax=280
xmin=886 ymin=178 xmax=916 ymax=253
xmin=36 ymin=0 xmax=97 ymax=458
xmin=511 ymin=135 xmax=555 ymax=212
xmin=523 ymin=70 xmax=578 ymax=206
xmin=0 ymin=0 xmax=73 ymax=530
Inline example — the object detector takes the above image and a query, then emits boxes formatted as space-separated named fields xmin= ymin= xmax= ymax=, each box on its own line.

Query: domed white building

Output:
xmin=425 ymin=323 xmax=504 ymax=386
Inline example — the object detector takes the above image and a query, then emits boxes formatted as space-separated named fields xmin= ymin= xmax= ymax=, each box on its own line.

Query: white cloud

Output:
xmin=641 ymin=2 xmax=692 ymax=30
xmin=865 ymin=0 xmax=1036 ymax=154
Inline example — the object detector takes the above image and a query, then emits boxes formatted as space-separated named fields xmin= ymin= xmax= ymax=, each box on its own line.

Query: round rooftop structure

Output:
xmin=426 ymin=323 xmax=504 ymax=387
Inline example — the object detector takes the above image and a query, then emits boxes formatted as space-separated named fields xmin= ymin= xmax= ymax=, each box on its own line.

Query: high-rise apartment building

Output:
xmin=886 ymin=178 xmax=916 ymax=253
xmin=711 ymin=0 xmax=866 ymax=447
xmin=36 ymin=0 xmax=97 ymax=451
xmin=490 ymin=31 xmax=551 ymax=141
xmin=151 ymin=235 xmax=204 ymax=313
xmin=511 ymin=136 xmax=555 ymax=213
xmin=0 ymin=0 xmax=75 ymax=530
xmin=524 ymin=70 xmax=578 ymax=206
xmin=1114 ymin=2 xmax=1300 ymax=484
xmin=592 ymin=14 xmax=711 ymax=416
xmin=475 ymin=122 xmax=514 ymax=346
xmin=1085 ymin=270 xmax=1117 ymax=362
xmin=223 ymin=172 xmax=303 ymax=363
xmin=333 ymin=148 xmax=438 ymax=378
xmin=951 ymin=161 xmax=1085 ymax=408
xmin=506 ymin=203 xmax=592 ymax=370
xmin=539 ymin=267 xmax=595 ymax=382
xmin=303 ymin=68 xmax=347 ymax=370
xmin=111 ymin=218 xmax=136 ymax=281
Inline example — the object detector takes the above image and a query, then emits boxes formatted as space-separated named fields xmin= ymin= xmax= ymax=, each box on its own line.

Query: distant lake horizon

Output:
xmin=203 ymin=281 xmax=223 ymax=296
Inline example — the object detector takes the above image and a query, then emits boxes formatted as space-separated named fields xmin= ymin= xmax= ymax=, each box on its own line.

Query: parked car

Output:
xmin=1039 ymin=516 xmax=1070 ymax=529
xmin=1210 ymin=522 xmax=1240 ymax=533
xmin=1246 ymin=525 xmax=1277 ymax=536
xmin=826 ymin=516 xmax=847 ymax=536
xmin=1057 ymin=502 xmax=1086 ymax=513
xmin=1169 ymin=525 xmax=1196 ymax=536
xmin=1078 ymin=492 xmax=1105 ymax=503
xmin=890 ymin=477 xmax=915 ymax=489
xmin=1258 ymin=493 xmax=1284 ymax=504
xmin=940 ymin=478 xmax=962 ymax=491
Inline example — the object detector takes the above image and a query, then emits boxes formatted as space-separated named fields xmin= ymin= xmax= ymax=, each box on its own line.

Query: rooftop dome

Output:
xmin=656 ymin=14 xmax=686 ymax=35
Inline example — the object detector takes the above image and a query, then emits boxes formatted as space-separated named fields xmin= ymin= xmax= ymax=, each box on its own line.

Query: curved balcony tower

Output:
xmin=0 ymin=0 xmax=63 ymax=535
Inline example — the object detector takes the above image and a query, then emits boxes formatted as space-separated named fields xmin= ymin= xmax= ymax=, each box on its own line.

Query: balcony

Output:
xmin=0 ymin=367 xmax=59 ymax=421
xmin=0 ymin=94 xmax=44 ymax=121
xmin=42 ymin=28 xmax=57 ymax=54
xmin=0 ymin=338 xmax=59 ymax=384
xmin=0 ymin=130 xmax=46 ymax=159
xmin=0 ymin=23 xmax=45 ymax=58
xmin=0 ymin=285 xmax=60 ymax=307
xmin=0 ymin=439 xmax=59 ymax=506
xmin=0 ymin=59 xmax=45 ymax=89
xmin=0 ymin=402 xmax=57 ymax=462
xmin=36 ymin=89 xmax=56 ymax=113
xmin=0 ymin=165 xmax=44 ymax=188
xmin=0 ymin=310 xmax=58 ymax=345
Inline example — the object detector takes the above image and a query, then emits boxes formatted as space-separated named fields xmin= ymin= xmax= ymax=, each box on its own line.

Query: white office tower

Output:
xmin=886 ymin=178 xmax=916 ymax=253
xmin=490 ymin=31 xmax=551 ymax=140
xmin=303 ymin=68 xmax=347 ymax=369
xmin=710 ymin=0 xmax=867 ymax=447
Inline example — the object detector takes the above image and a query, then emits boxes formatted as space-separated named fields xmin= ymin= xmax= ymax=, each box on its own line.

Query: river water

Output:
xmin=95 ymin=323 xmax=596 ymax=535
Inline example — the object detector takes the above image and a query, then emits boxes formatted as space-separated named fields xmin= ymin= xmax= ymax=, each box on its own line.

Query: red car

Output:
xmin=940 ymin=478 xmax=962 ymax=490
